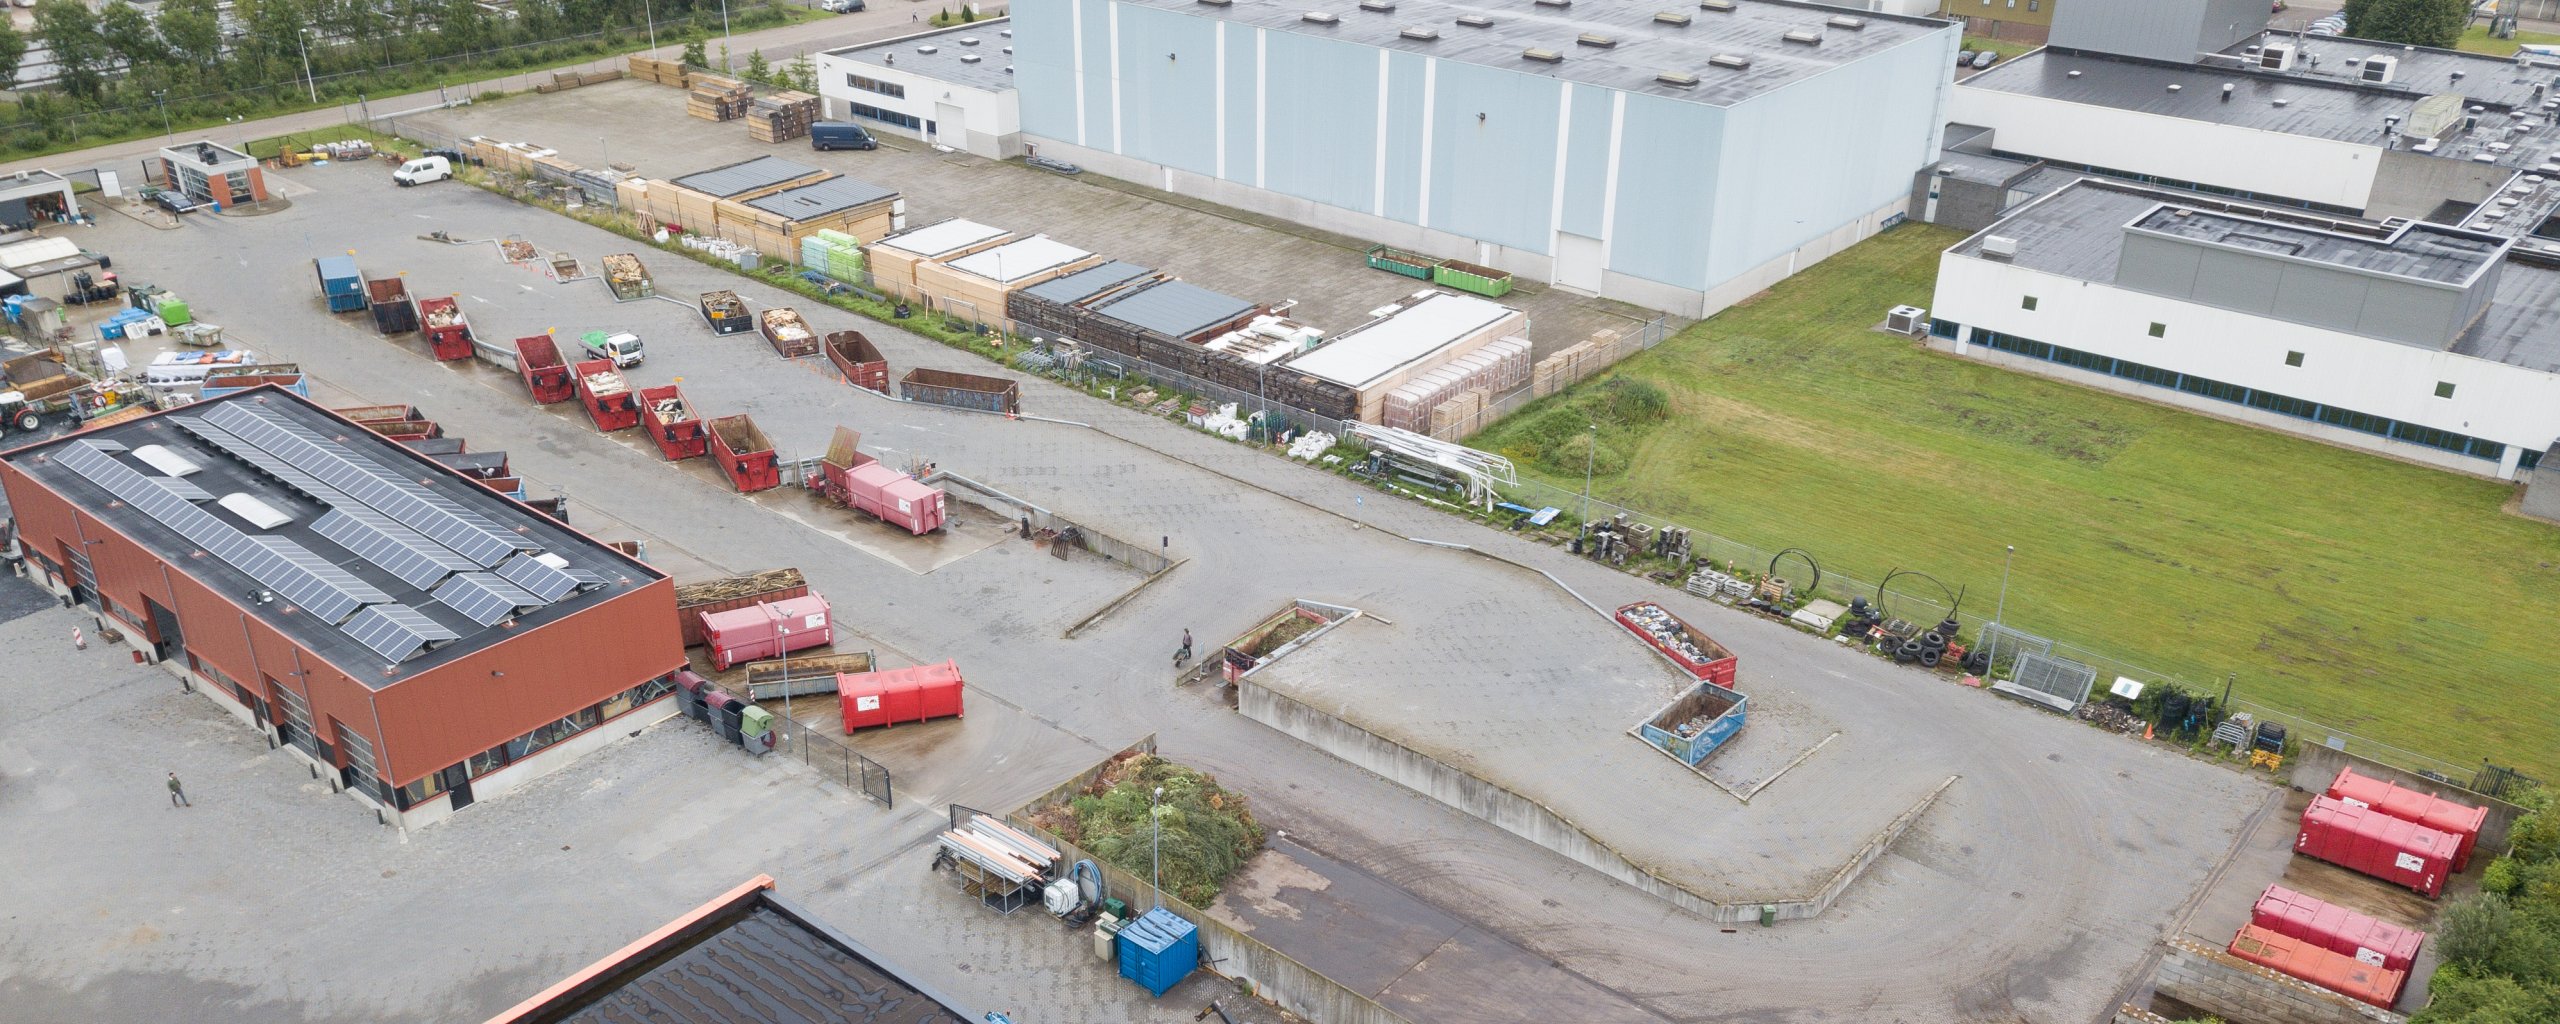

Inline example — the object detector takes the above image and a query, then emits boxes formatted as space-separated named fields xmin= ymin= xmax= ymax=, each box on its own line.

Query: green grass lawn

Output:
xmin=1474 ymin=225 xmax=2560 ymax=779
xmin=2458 ymin=23 xmax=2560 ymax=55
xmin=1963 ymin=36 xmax=2039 ymax=61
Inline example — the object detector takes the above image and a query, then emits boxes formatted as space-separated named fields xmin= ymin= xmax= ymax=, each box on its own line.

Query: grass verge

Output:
xmin=1472 ymin=224 xmax=2560 ymax=779
xmin=2458 ymin=23 xmax=2560 ymax=56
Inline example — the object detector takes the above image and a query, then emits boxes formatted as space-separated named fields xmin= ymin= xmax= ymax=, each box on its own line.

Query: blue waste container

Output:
xmin=1114 ymin=907 xmax=1198 ymax=998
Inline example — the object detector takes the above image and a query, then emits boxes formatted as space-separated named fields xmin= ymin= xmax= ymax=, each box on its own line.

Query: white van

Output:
xmin=393 ymin=156 xmax=453 ymax=187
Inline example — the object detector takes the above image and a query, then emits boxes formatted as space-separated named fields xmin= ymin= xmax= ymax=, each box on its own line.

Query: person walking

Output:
xmin=167 ymin=772 xmax=190 ymax=808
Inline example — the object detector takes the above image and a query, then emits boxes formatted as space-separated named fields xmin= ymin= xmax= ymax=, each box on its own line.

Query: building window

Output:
xmin=1929 ymin=318 xmax=1960 ymax=339
xmin=846 ymin=74 xmax=906 ymax=99
xmin=2285 ymin=351 xmax=2304 ymax=367
xmin=507 ymin=705 xmax=604 ymax=762
xmin=2021 ymin=296 xmax=2038 ymax=311
xmin=466 ymin=744 xmax=510 ymax=779
xmin=2147 ymin=322 xmax=2166 ymax=338
xmin=272 ymin=681 xmax=322 ymax=760
xmin=397 ymin=771 xmax=447 ymax=810
xmin=2522 ymin=447 xmax=2544 ymax=472
xmin=337 ymin=722 xmax=387 ymax=803
xmin=848 ymin=101 xmax=923 ymax=131
xmin=2434 ymin=381 xmax=2456 ymax=399
xmin=2028 ymin=0 xmax=2038 ymax=9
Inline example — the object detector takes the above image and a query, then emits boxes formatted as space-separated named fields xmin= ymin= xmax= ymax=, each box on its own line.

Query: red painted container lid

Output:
xmin=2328 ymin=767 xmax=2488 ymax=839
xmin=2251 ymin=884 xmax=2426 ymax=972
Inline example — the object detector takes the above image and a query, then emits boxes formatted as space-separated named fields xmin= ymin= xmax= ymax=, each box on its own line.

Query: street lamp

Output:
xmin=775 ymin=624 xmax=793 ymax=723
xmin=1993 ymin=544 xmax=2016 ymax=629
xmin=152 ymin=89 xmax=170 ymax=141
xmin=721 ymin=0 xmax=735 ymax=70
xmin=1150 ymin=785 xmax=1165 ymax=909
xmin=1579 ymin=422 xmax=1597 ymax=520
xmin=644 ymin=0 xmax=658 ymax=50
xmin=298 ymin=29 xmax=318 ymax=104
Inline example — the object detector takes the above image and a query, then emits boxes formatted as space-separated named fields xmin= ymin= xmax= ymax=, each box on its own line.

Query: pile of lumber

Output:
xmin=746 ymin=91 xmax=822 ymax=143
xmin=1532 ymin=340 xmax=1601 ymax=398
xmin=673 ymin=567 xmax=806 ymax=606
xmin=537 ymin=68 xmax=625 ymax=94
xmin=688 ymin=75 xmax=753 ymax=122
xmin=627 ymin=55 xmax=691 ymax=88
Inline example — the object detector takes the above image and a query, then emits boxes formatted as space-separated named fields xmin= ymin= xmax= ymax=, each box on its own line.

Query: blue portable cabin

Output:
xmin=313 ymin=255 xmax=367 ymax=314
xmin=1115 ymin=907 xmax=1199 ymax=998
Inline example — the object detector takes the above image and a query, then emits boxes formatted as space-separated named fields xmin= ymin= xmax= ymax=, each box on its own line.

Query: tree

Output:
xmin=155 ymin=0 xmax=224 ymax=73
xmin=680 ymin=39 xmax=707 ymax=69
xmin=97 ymin=1 xmax=168 ymax=73
xmin=32 ymin=0 xmax=111 ymax=97
xmin=0 ymin=21 xmax=26 ymax=90
xmin=2341 ymin=0 xmax=2466 ymax=49
xmin=744 ymin=47 xmax=768 ymax=84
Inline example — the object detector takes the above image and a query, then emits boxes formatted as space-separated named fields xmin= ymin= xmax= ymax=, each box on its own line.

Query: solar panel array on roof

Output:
xmin=344 ymin=603 xmax=463 ymax=663
xmin=434 ymin=571 xmax=543 ymax=626
xmin=313 ymin=507 xmax=479 ymax=590
xmin=205 ymin=402 xmax=535 ymax=566
xmin=670 ymin=156 xmax=825 ymax=198
xmin=1088 ymin=279 xmax=1257 ymax=340
xmin=501 ymin=552 xmax=583 ymax=602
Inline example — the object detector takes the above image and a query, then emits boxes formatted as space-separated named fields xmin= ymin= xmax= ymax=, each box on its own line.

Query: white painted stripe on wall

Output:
xmin=1107 ymin=1 xmax=1123 ymax=154
xmin=1372 ymin=50 xmax=1391 ymax=215
xmin=1598 ymin=90 xmax=1627 ymax=269
xmin=1071 ymin=0 xmax=1088 ymax=146
xmin=1215 ymin=21 xmax=1228 ymax=180
xmin=1547 ymin=79 xmax=1573 ymax=258
xmin=1255 ymin=29 xmax=1268 ymax=188
xmin=1415 ymin=59 xmax=1436 ymax=228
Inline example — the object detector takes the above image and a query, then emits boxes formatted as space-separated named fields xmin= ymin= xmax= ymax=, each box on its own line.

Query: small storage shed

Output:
xmin=157 ymin=141 xmax=267 ymax=207
xmin=0 ymin=170 xmax=80 ymax=224
xmin=911 ymin=234 xmax=1100 ymax=320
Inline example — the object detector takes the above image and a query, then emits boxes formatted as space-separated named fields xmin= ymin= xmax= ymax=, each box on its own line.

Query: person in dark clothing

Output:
xmin=167 ymin=772 xmax=191 ymax=807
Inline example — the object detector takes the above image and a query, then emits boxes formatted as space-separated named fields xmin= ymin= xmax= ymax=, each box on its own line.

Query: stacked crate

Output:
xmin=614 ymin=176 xmax=651 ymax=214
xmin=746 ymin=91 xmax=822 ymax=143
xmin=1382 ymin=336 xmax=1533 ymax=432
xmin=461 ymin=138 xmax=557 ymax=176
xmin=627 ymin=55 xmax=692 ymax=88
xmin=800 ymin=230 xmax=866 ymax=280
xmin=1533 ymin=340 xmax=1599 ymax=398
xmin=687 ymin=75 xmax=754 ymax=121
xmin=1427 ymin=388 xmax=1489 ymax=438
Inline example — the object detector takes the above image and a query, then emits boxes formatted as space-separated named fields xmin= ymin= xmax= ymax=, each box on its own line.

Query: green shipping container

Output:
xmin=1432 ymin=259 xmax=1514 ymax=298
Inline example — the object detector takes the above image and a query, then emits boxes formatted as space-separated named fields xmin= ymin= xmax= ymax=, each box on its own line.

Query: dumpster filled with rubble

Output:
xmin=1634 ymin=681 xmax=1748 ymax=768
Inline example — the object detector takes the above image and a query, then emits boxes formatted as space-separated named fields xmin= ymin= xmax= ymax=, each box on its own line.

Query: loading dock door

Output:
xmin=1554 ymin=232 xmax=1603 ymax=294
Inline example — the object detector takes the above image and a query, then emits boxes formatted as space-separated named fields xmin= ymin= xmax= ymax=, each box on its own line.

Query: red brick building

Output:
xmin=157 ymin=140 xmax=270 ymax=208
xmin=1 ymin=387 xmax=682 ymax=827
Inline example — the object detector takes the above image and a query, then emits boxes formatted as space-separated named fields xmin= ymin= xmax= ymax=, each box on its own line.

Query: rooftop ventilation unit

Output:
xmin=1198 ymin=0 xmax=1231 ymax=6
xmin=959 ymin=36 xmax=980 ymax=44
xmin=2167 ymin=83 xmax=2183 ymax=92
xmin=1782 ymin=28 xmax=1822 ymax=44
xmin=2260 ymin=41 xmax=2295 ymax=71
xmin=1708 ymin=52 xmax=1751 ymax=69
xmin=917 ymin=44 xmax=938 ymax=54
xmin=1360 ymin=0 xmax=1394 ymax=10
xmin=1533 ymin=0 xmax=1570 ymax=7
xmin=2363 ymin=54 xmax=2397 ymax=84
xmin=1981 ymin=235 xmax=2019 ymax=259
xmin=1700 ymin=0 xmax=1734 ymax=10
xmin=960 ymin=54 xmax=982 ymax=63
xmin=1578 ymin=33 xmax=1617 ymax=47
xmin=1657 ymin=70 xmax=1700 ymax=87
xmin=1004 ymin=45 xmax=1013 ymax=53
xmin=1457 ymin=12 xmax=1492 ymax=25
xmin=1654 ymin=10 xmax=1690 ymax=24
xmin=1302 ymin=10 xmax=1337 ymax=22
xmin=1401 ymin=25 xmax=1439 ymax=39
xmin=1523 ymin=47 xmax=1564 ymax=62
xmin=1827 ymin=15 xmax=1864 ymax=29
xmin=2067 ymin=69 xmax=2082 ymax=77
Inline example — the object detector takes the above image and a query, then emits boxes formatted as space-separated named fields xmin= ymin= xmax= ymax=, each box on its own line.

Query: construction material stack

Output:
xmin=759 ymin=307 xmax=818 ymax=357
xmin=746 ymin=91 xmax=821 ymax=143
xmin=638 ymin=384 xmax=708 ymax=460
xmin=800 ymin=229 xmax=865 ymax=282
xmin=699 ymin=593 xmax=832 ymax=671
xmin=626 ymin=54 xmax=690 ymax=88
xmin=699 ymin=290 xmax=752 ymax=334
xmin=816 ymin=426 xmax=946 ymax=534
xmin=602 ymin=253 xmax=654 ymax=302
xmin=1533 ymin=341 xmax=1600 ymax=398
xmin=838 ymin=660 xmax=965 ymax=731
xmin=515 ymin=335 xmax=574 ymax=404
xmin=1383 ymin=336 xmax=1533 ymax=434
xmin=314 ymin=256 xmax=366 ymax=314
xmin=687 ymin=75 xmax=753 ymax=121
xmin=825 ymin=331 xmax=890 ymax=393
xmin=574 ymin=358 xmax=639 ymax=432
xmin=936 ymin=816 xmax=1058 ymax=915
xmin=709 ymin=414 xmax=781 ymax=492
xmin=415 ymin=295 xmax=475 ymax=361
xmin=673 ymin=568 xmax=808 ymax=648
xmin=367 ymin=274 xmax=416 ymax=334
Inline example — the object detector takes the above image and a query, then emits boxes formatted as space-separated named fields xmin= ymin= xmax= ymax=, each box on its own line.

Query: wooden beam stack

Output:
xmin=745 ymin=91 xmax=822 ymax=143
xmin=687 ymin=75 xmax=754 ymax=121
xmin=627 ymin=55 xmax=691 ymax=88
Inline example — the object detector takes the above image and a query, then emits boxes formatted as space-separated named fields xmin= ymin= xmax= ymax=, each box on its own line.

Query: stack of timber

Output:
xmin=688 ymin=75 xmax=754 ymax=121
xmin=538 ymin=68 xmax=625 ymax=93
xmin=461 ymin=138 xmax=558 ymax=176
xmin=746 ymin=91 xmax=822 ymax=143
xmin=627 ymin=55 xmax=691 ymax=88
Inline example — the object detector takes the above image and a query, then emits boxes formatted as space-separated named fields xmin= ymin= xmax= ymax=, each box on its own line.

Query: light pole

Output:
xmin=1579 ymin=422 xmax=1597 ymax=520
xmin=721 ymin=0 xmax=735 ymax=70
xmin=1993 ymin=544 xmax=2016 ymax=629
xmin=776 ymin=624 xmax=793 ymax=722
xmin=1150 ymin=785 xmax=1165 ymax=909
xmin=298 ymin=29 xmax=318 ymax=104
xmin=644 ymin=0 xmax=658 ymax=50
xmin=153 ymin=90 xmax=171 ymax=141
xmin=600 ymin=136 xmax=610 ymax=169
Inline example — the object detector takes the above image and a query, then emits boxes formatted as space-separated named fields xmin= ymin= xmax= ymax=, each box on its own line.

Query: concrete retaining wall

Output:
xmin=2115 ymin=1005 xmax=2175 ymax=1024
xmin=1238 ymin=675 xmax=1954 ymax=923
xmin=927 ymin=469 xmax=1171 ymax=574
xmin=2155 ymin=936 xmax=2407 ymax=1024
xmin=2286 ymin=743 xmax=2528 ymax=856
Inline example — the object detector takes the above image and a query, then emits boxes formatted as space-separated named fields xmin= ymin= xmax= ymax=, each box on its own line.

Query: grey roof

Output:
xmin=828 ymin=22 xmax=1022 ymax=92
xmin=1113 ymin=0 xmax=1951 ymax=105
xmin=671 ymin=156 xmax=826 ymax=198
xmin=1928 ymin=150 xmax=2041 ymax=187
xmin=741 ymin=175 xmax=900 ymax=220
xmin=1021 ymin=260 xmax=1154 ymax=304
xmin=1 ymin=388 xmax=656 ymax=687
xmin=2126 ymin=205 xmax=2501 ymax=285
xmin=0 ymin=170 xmax=70 ymax=201
xmin=2215 ymin=33 xmax=2554 ymax=111
xmin=1954 ymin=179 xmax=2560 ymax=374
xmin=1089 ymin=279 xmax=1257 ymax=339
xmin=1964 ymin=47 xmax=2560 ymax=170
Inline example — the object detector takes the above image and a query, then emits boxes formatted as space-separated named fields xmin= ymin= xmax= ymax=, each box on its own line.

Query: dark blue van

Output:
xmin=810 ymin=122 xmax=878 ymax=152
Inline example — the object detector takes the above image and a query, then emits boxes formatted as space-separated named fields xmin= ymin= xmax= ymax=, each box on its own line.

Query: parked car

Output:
xmin=810 ymin=122 xmax=878 ymax=152
xmin=145 ymin=188 xmax=197 ymax=214
xmin=1957 ymin=49 xmax=1976 ymax=66
xmin=1970 ymin=50 xmax=1998 ymax=69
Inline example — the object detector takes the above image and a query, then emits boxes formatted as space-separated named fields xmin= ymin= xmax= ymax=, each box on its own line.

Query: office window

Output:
xmin=2285 ymin=351 xmax=2304 ymax=367
xmin=2434 ymin=381 xmax=2456 ymax=399
xmin=2020 ymin=295 xmax=2038 ymax=311
xmin=845 ymin=74 xmax=905 ymax=99
xmin=2028 ymin=0 xmax=2039 ymax=8
xmin=2147 ymin=322 xmax=2166 ymax=338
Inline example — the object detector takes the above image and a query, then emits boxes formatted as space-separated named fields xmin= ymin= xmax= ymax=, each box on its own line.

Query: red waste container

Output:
xmin=838 ymin=660 xmax=965 ymax=732
xmin=2228 ymin=923 xmax=2407 ymax=1009
xmin=2326 ymin=767 xmax=2490 ymax=872
xmin=2296 ymin=795 xmax=2456 ymax=898
xmin=699 ymin=594 xmax=833 ymax=671
xmin=2250 ymin=884 xmax=2426 ymax=973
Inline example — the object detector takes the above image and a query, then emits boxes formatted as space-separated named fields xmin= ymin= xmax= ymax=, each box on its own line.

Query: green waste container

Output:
xmin=1431 ymin=259 xmax=1514 ymax=298
xmin=1759 ymin=904 xmax=1776 ymax=927
xmin=1366 ymin=245 xmax=1440 ymax=280
xmin=155 ymin=297 xmax=193 ymax=327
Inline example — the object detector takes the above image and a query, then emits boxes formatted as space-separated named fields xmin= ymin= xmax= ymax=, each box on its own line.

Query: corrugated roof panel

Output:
xmin=742 ymin=176 xmax=901 ymax=220
xmin=670 ymin=155 xmax=826 ymax=198
xmin=1022 ymin=260 xmax=1153 ymax=305
xmin=874 ymin=218 xmax=1008 ymax=257
xmin=945 ymin=236 xmax=1094 ymax=282
xmin=1089 ymin=279 xmax=1258 ymax=340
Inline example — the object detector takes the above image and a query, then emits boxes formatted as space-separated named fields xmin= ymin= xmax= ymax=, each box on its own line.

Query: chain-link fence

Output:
xmin=768 ymin=712 xmax=893 ymax=808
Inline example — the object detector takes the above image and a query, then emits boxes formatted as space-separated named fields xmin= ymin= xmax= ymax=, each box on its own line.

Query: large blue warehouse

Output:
xmin=1010 ymin=0 xmax=1958 ymax=316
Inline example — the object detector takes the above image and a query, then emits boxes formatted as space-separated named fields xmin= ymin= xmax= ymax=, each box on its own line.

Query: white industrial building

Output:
xmin=1930 ymin=178 xmax=2560 ymax=479
xmin=815 ymin=23 xmax=1026 ymax=159
xmin=1009 ymin=0 xmax=1959 ymax=316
